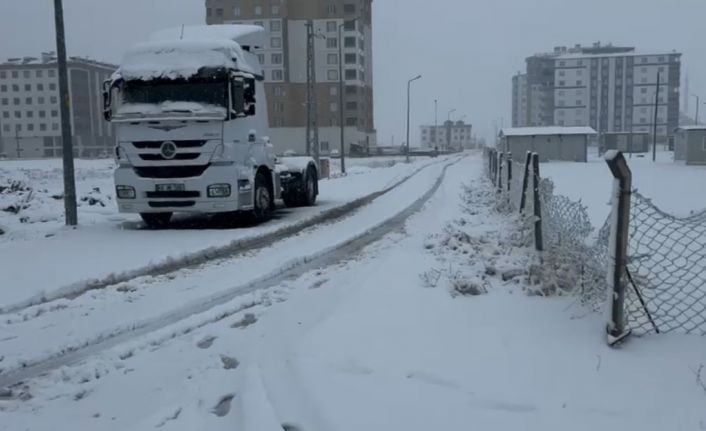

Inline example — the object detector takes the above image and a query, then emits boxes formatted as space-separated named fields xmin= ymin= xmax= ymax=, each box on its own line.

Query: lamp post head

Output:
xmin=409 ymin=75 xmax=422 ymax=83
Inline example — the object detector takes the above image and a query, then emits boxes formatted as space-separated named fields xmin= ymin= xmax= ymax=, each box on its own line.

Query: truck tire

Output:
xmin=301 ymin=166 xmax=318 ymax=207
xmin=140 ymin=212 xmax=172 ymax=228
xmin=252 ymin=171 xmax=274 ymax=222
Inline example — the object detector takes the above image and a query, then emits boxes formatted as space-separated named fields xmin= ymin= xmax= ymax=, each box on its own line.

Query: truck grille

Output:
xmin=139 ymin=153 xmax=201 ymax=161
xmin=133 ymin=140 xmax=207 ymax=149
xmin=149 ymin=201 xmax=196 ymax=208
xmin=134 ymin=164 xmax=210 ymax=179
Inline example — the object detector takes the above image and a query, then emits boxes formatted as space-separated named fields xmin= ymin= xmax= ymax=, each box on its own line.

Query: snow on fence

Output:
xmin=483 ymin=148 xmax=706 ymax=344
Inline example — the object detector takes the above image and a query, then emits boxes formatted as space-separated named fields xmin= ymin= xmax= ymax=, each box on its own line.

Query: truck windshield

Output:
xmin=121 ymin=78 xmax=227 ymax=109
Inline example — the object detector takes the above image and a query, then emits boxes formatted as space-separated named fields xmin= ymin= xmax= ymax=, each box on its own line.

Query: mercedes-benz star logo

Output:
xmin=160 ymin=141 xmax=177 ymax=160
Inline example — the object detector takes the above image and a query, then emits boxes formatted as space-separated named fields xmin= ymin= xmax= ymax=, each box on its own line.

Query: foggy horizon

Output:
xmin=1 ymin=0 xmax=704 ymax=143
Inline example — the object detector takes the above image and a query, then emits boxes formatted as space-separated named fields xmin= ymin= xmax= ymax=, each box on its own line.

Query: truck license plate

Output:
xmin=156 ymin=184 xmax=185 ymax=192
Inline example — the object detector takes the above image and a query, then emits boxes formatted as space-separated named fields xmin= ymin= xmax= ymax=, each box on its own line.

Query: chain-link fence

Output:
xmin=483 ymin=148 xmax=706 ymax=342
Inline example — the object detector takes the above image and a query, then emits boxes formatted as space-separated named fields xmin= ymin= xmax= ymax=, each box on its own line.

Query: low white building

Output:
xmin=420 ymin=120 xmax=472 ymax=150
xmin=499 ymin=126 xmax=597 ymax=162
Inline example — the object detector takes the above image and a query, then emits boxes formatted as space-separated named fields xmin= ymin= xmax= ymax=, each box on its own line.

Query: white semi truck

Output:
xmin=102 ymin=25 xmax=318 ymax=227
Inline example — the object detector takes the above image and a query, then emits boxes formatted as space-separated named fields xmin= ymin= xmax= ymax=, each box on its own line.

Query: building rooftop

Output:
xmin=676 ymin=125 xmax=706 ymax=131
xmin=0 ymin=52 xmax=117 ymax=70
xmin=500 ymin=126 xmax=597 ymax=137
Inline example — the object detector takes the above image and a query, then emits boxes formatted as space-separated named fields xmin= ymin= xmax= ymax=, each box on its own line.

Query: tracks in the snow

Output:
xmin=0 ymin=157 xmax=463 ymax=389
xmin=0 ymin=158 xmax=447 ymax=315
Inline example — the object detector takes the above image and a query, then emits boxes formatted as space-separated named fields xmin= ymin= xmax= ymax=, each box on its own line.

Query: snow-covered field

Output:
xmin=1 ymin=153 xmax=704 ymax=430
xmin=540 ymin=149 xmax=706 ymax=227
xmin=0 ymin=155 xmax=442 ymax=311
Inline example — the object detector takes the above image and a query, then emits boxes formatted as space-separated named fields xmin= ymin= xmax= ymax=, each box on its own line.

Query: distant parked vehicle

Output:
xmin=283 ymin=150 xmax=297 ymax=157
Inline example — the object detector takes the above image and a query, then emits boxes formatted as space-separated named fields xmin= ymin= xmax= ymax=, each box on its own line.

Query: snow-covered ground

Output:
xmin=541 ymin=149 xmax=706 ymax=227
xmin=0 ymin=155 xmax=442 ymax=311
xmin=2 ymin=153 xmax=704 ymax=431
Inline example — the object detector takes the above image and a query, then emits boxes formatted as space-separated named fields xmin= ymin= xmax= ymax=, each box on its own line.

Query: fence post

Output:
xmin=519 ymin=151 xmax=531 ymax=213
xmin=531 ymin=153 xmax=544 ymax=251
xmin=506 ymin=152 xmax=512 ymax=193
xmin=605 ymin=150 xmax=633 ymax=346
xmin=497 ymin=152 xmax=504 ymax=193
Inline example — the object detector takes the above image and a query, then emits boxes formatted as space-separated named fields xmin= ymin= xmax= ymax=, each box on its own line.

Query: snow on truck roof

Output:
xmin=150 ymin=25 xmax=267 ymax=49
xmin=119 ymin=38 xmax=260 ymax=81
xmin=119 ymin=25 xmax=266 ymax=81
xmin=500 ymin=126 xmax=597 ymax=137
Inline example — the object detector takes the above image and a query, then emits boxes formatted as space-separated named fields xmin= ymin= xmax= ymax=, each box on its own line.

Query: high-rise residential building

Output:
xmin=512 ymin=43 xmax=682 ymax=140
xmin=0 ymin=53 xmax=116 ymax=159
xmin=420 ymin=120 xmax=472 ymax=150
xmin=205 ymin=0 xmax=376 ymax=155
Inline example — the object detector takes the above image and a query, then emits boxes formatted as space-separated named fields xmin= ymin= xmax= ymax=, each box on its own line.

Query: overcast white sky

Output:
xmin=1 ymin=0 xmax=705 ymax=144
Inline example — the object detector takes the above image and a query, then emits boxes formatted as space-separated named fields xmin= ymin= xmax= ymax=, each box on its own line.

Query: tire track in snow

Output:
xmin=0 ymin=156 xmax=463 ymax=389
xmin=0 ymin=157 xmax=450 ymax=315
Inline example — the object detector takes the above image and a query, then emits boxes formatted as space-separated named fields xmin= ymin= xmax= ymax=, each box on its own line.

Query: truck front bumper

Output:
xmin=114 ymin=164 xmax=253 ymax=214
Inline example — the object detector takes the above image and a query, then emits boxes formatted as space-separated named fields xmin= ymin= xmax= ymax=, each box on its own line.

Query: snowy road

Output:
xmin=2 ymin=153 xmax=704 ymax=431
xmin=0 ymin=155 xmax=463 ymax=389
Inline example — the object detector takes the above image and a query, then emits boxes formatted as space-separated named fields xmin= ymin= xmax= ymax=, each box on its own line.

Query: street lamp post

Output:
xmin=446 ymin=109 xmax=456 ymax=151
xmin=692 ymin=94 xmax=701 ymax=124
xmin=406 ymin=75 xmax=422 ymax=163
xmin=434 ymin=99 xmax=438 ymax=150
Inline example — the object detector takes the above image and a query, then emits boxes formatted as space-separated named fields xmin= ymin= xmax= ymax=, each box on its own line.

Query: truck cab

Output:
xmin=103 ymin=25 xmax=318 ymax=227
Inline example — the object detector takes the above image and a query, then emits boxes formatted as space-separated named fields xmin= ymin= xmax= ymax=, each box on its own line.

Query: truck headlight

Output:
xmin=208 ymin=184 xmax=231 ymax=198
xmin=116 ymin=185 xmax=136 ymax=199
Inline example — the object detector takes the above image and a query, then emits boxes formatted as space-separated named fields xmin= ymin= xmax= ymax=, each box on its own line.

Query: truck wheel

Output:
xmin=252 ymin=171 xmax=273 ymax=222
xmin=301 ymin=167 xmax=318 ymax=207
xmin=140 ymin=212 xmax=172 ymax=228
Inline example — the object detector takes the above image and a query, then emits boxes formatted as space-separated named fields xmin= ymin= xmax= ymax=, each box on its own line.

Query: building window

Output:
xmin=273 ymin=102 xmax=284 ymax=112
xmin=559 ymin=70 xmax=565 ymax=77
xmin=233 ymin=7 xmax=241 ymax=16
xmin=14 ymin=111 xmax=20 ymax=118
xmin=0 ymin=98 xmax=6 ymax=106
xmin=327 ymin=21 xmax=337 ymax=32
xmin=330 ymin=86 xmax=338 ymax=96
xmin=0 ymin=85 xmax=5 ymax=92
xmin=330 ymin=102 xmax=338 ymax=112
xmin=658 ymin=56 xmax=665 ymax=63
xmin=344 ymin=20 xmax=355 ymax=31
xmin=271 ymin=53 xmax=283 ymax=64
xmin=327 ymin=53 xmax=338 ymax=65
xmin=344 ymin=53 xmax=356 ymax=64
xmin=13 ymin=98 xmax=19 ymax=105
xmin=23 ymin=71 xmax=30 ymax=78
xmin=50 ymin=96 xmax=57 ymax=104
xmin=24 ymin=84 xmax=31 ymax=91
xmin=271 ymin=70 xmax=283 ymax=81
xmin=327 ymin=3 xmax=336 ymax=14
xmin=346 ymin=117 xmax=358 ymax=126
xmin=206 ymin=7 xmax=212 ymax=17
xmin=39 ymin=110 xmax=46 ymax=118
xmin=346 ymin=85 xmax=356 ymax=94
xmin=37 ymin=83 xmax=44 ymax=91
xmin=2 ymin=124 xmax=8 ymax=132
xmin=254 ymin=5 xmax=262 ymax=15
xmin=344 ymin=37 xmax=356 ymax=48
xmin=1 ymin=111 xmax=8 ymax=118
xmin=215 ymin=8 xmax=223 ymax=17
xmin=326 ymin=38 xmax=338 ymax=49
xmin=48 ymin=70 xmax=56 ymax=78
xmin=271 ymin=4 xmax=280 ymax=14
xmin=320 ymin=141 xmax=330 ymax=152
xmin=11 ymin=71 xmax=18 ymax=78
xmin=558 ymin=80 xmax=565 ymax=86
xmin=641 ymin=57 xmax=648 ymax=63
xmin=15 ymin=124 xmax=21 ymax=132
xmin=27 ymin=123 xmax=34 ymax=132
xmin=38 ymin=97 xmax=44 ymax=104
xmin=52 ymin=123 xmax=59 ymax=130
xmin=258 ymin=54 xmax=265 ymax=65
xmin=345 ymin=69 xmax=357 ymax=80
xmin=51 ymin=110 xmax=58 ymax=117
xmin=26 ymin=111 xmax=33 ymax=118
xmin=270 ymin=20 xmax=281 ymax=32
xmin=327 ymin=69 xmax=339 ymax=81
xmin=26 ymin=97 xmax=32 ymax=105
xmin=641 ymin=87 xmax=647 ymax=94
xmin=273 ymin=85 xmax=283 ymax=97
xmin=12 ymin=84 xmax=19 ymax=91
xmin=271 ymin=37 xmax=282 ymax=48
xmin=0 ymin=71 xmax=5 ymax=79
xmin=49 ymin=83 xmax=57 ymax=91
xmin=36 ymin=70 xmax=43 ymax=78
xmin=576 ymin=80 xmax=582 ymax=86
xmin=346 ymin=101 xmax=357 ymax=110
xmin=343 ymin=3 xmax=356 ymax=14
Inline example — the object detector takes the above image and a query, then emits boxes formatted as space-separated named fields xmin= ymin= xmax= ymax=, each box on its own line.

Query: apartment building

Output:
xmin=205 ymin=0 xmax=376 ymax=155
xmin=511 ymin=73 xmax=528 ymax=127
xmin=420 ymin=120 xmax=473 ymax=150
xmin=0 ymin=53 xmax=116 ymax=159
xmin=512 ymin=43 xmax=682 ymax=140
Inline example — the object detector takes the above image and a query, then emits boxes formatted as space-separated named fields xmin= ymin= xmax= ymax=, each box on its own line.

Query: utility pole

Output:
xmin=447 ymin=108 xmax=456 ymax=151
xmin=305 ymin=21 xmax=319 ymax=166
xmin=406 ymin=75 xmax=422 ymax=163
xmin=54 ymin=0 xmax=77 ymax=226
xmin=652 ymin=72 xmax=661 ymax=162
